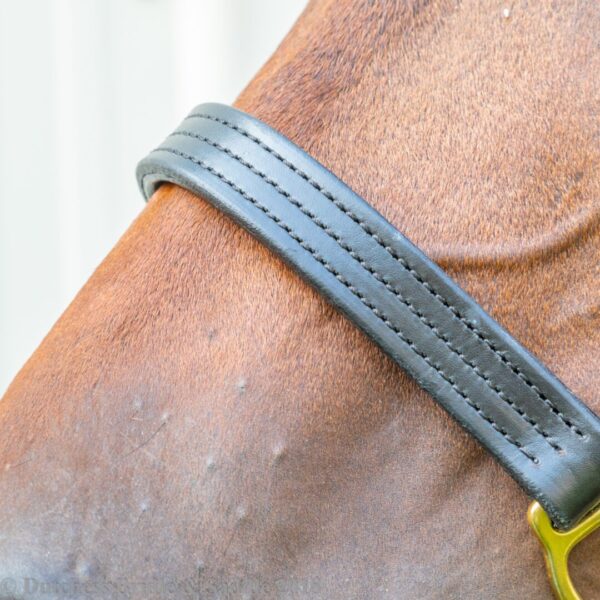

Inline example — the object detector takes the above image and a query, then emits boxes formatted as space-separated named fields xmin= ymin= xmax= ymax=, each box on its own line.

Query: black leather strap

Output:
xmin=137 ymin=103 xmax=600 ymax=529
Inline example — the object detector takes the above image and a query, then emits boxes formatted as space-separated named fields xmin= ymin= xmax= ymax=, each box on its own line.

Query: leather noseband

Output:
xmin=137 ymin=103 xmax=600 ymax=532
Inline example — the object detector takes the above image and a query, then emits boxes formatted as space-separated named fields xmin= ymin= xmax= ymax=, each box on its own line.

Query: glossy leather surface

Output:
xmin=137 ymin=103 xmax=600 ymax=529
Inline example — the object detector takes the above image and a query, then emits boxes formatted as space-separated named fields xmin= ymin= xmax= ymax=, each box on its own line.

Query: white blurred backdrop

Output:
xmin=0 ymin=0 xmax=306 ymax=394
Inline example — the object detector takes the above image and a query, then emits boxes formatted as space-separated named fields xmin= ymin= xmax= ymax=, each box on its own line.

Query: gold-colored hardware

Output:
xmin=528 ymin=501 xmax=600 ymax=599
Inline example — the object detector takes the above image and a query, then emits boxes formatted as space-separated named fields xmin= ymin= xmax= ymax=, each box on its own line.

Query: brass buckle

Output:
xmin=528 ymin=501 xmax=600 ymax=599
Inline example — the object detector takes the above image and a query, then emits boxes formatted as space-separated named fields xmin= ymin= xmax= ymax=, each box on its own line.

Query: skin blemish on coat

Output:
xmin=237 ymin=378 xmax=247 ymax=394
xmin=235 ymin=505 xmax=248 ymax=523
xmin=271 ymin=443 xmax=287 ymax=464
xmin=205 ymin=455 xmax=216 ymax=471
xmin=75 ymin=558 xmax=96 ymax=582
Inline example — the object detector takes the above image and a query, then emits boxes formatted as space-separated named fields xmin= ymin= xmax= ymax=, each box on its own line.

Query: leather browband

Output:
xmin=137 ymin=103 xmax=600 ymax=529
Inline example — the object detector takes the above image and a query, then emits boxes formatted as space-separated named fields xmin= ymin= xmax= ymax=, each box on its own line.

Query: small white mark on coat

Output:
xmin=75 ymin=559 xmax=94 ymax=581
xmin=272 ymin=443 xmax=287 ymax=463
xmin=236 ymin=505 xmax=247 ymax=522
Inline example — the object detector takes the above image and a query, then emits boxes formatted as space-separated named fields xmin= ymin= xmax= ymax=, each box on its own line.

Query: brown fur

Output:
xmin=1 ymin=1 xmax=599 ymax=598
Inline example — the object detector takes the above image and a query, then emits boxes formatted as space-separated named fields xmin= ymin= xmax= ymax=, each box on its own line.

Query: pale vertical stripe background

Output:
xmin=0 ymin=0 xmax=306 ymax=394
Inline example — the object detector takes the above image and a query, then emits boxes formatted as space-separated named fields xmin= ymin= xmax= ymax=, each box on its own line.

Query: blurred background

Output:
xmin=0 ymin=0 xmax=306 ymax=395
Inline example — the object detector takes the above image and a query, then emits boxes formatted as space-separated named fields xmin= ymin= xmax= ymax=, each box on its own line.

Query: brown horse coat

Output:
xmin=1 ymin=1 xmax=599 ymax=598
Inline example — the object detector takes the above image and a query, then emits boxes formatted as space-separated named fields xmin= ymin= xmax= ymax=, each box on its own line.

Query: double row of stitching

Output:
xmin=171 ymin=128 xmax=562 ymax=453
xmin=186 ymin=111 xmax=585 ymax=440
xmin=146 ymin=145 xmax=539 ymax=464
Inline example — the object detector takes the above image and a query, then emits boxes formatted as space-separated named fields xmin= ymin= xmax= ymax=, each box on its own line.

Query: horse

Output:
xmin=1 ymin=1 xmax=598 ymax=598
